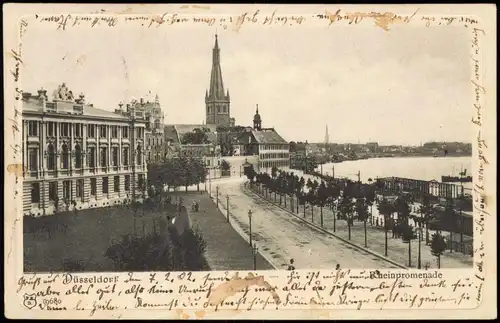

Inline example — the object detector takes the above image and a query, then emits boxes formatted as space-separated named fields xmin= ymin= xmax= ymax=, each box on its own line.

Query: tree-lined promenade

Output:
xmin=244 ymin=166 xmax=472 ymax=269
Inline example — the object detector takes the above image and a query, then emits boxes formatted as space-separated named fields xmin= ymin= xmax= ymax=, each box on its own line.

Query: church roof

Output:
xmin=207 ymin=34 xmax=228 ymax=100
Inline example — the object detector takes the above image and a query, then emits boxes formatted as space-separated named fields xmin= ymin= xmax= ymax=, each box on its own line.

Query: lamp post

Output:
xmin=417 ymin=224 xmax=423 ymax=269
xmin=226 ymin=194 xmax=230 ymax=223
xmin=248 ymin=209 xmax=253 ymax=247
xmin=216 ymin=185 xmax=219 ymax=207
xmin=252 ymin=243 xmax=258 ymax=270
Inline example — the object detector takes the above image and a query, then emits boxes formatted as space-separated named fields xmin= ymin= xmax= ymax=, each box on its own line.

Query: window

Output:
xmin=136 ymin=128 xmax=144 ymax=139
xmin=31 ymin=183 xmax=40 ymax=203
xmin=136 ymin=145 xmax=142 ymax=165
xmin=47 ymin=122 xmax=56 ymax=137
xmin=63 ymin=180 xmax=71 ymax=200
xmin=100 ymin=125 xmax=107 ymax=138
xmin=88 ymin=125 xmax=96 ymax=138
xmin=75 ymin=144 xmax=82 ymax=168
xmin=217 ymin=106 xmax=221 ymax=113
xmin=102 ymin=177 xmax=109 ymax=194
xmin=112 ymin=147 xmax=119 ymax=167
xmin=61 ymin=144 xmax=69 ymax=169
xmin=111 ymin=126 xmax=118 ymax=138
xmin=122 ymin=147 xmax=129 ymax=166
xmin=28 ymin=121 xmax=38 ymax=136
xmin=76 ymin=179 xmax=84 ymax=198
xmin=114 ymin=176 xmax=120 ymax=192
xmin=88 ymin=147 xmax=96 ymax=168
xmin=125 ymin=175 xmax=130 ymax=191
xmin=90 ymin=178 xmax=97 ymax=195
xmin=49 ymin=182 xmax=57 ymax=201
xmin=74 ymin=123 xmax=83 ymax=137
xmin=223 ymin=106 xmax=227 ymax=113
xmin=28 ymin=148 xmax=38 ymax=171
xmin=61 ymin=123 xmax=70 ymax=137
xmin=47 ymin=144 xmax=56 ymax=170
xmin=100 ymin=147 xmax=108 ymax=167
xmin=138 ymin=174 xmax=144 ymax=190
xmin=122 ymin=127 xmax=129 ymax=138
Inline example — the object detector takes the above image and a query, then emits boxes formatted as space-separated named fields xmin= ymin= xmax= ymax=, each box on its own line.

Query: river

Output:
xmin=316 ymin=156 xmax=472 ymax=191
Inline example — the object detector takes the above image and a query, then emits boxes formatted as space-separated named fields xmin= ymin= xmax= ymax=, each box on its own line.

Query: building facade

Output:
xmin=205 ymin=35 xmax=235 ymax=127
xmin=141 ymin=95 xmax=166 ymax=163
xmin=235 ymin=105 xmax=290 ymax=172
xmin=22 ymin=83 xmax=148 ymax=217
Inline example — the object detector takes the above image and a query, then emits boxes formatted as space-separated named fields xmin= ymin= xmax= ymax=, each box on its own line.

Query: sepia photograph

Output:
xmin=4 ymin=3 xmax=496 ymax=320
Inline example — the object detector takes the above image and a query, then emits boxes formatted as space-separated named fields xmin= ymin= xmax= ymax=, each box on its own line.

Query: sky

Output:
xmin=21 ymin=18 xmax=473 ymax=145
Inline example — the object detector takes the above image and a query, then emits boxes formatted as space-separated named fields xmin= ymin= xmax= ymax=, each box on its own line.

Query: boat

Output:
xmin=441 ymin=165 xmax=472 ymax=183
xmin=441 ymin=175 xmax=472 ymax=183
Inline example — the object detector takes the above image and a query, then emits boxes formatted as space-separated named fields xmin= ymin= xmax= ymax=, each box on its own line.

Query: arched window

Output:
xmin=136 ymin=145 xmax=142 ymax=165
xmin=47 ymin=144 xmax=56 ymax=170
xmin=61 ymin=144 xmax=70 ymax=169
xmin=75 ymin=144 xmax=82 ymax=169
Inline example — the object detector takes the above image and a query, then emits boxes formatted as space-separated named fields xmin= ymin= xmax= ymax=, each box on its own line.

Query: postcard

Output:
xmin=4 ymin=3 xmax=497 ymax=320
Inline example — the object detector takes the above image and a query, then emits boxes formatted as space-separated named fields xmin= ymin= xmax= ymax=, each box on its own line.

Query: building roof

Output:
xmin=22 ymin=97 xmax=131 ymax=120
xmin=166 ymin=124 xmax=218 ymax=144
xmin=164 ymin=125 xmax=181 ymax=144
xmin=251 ymin=129 xmax=288 ymax=144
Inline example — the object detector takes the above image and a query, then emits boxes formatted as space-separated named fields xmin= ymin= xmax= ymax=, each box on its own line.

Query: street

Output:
xmin=210 ymin=177 xmax=398 ymax=270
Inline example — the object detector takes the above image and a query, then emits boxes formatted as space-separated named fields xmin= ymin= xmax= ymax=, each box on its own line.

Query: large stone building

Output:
xmin=22 ymin=83 xmax=148 ymax=216
xmin=232 ymin=105 xmax=290 ymax=172
xmin=205 ymin=35 xmax=235 ymax=127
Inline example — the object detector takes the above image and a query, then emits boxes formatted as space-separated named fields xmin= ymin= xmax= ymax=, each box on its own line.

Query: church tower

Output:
xmin=205 ymin=34 xmax=231 ymax=126
xmin=253 ymin=104 xmax=262 ymax=131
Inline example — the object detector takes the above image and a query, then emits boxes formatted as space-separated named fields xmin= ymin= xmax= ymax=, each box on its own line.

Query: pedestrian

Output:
xmin=287 ymin=259 xmax=295 ymax=271
xmin=376 ymin=218 xmax=379 ymax=227
xmin=335 ymin=264 xmax=340 ymax=270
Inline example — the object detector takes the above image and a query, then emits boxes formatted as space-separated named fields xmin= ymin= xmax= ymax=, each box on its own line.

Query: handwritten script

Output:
xmin=15 ymin=270 xmax=479 ymax=316
xmin=33 ymin=9 xmax=480 ymax=32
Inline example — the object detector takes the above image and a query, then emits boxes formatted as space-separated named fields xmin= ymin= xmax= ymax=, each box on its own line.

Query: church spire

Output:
xmin=208 ymin=34 xmax=226 ymax=99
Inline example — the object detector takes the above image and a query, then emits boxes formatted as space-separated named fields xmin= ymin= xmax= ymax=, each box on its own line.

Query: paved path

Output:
xmin=179 ymin=192 xmax=274 ymax=271
xmin=210 ymin=179 xmax=399 ymax=270
xmin=247 ymin=181 xmax=473 ymax=269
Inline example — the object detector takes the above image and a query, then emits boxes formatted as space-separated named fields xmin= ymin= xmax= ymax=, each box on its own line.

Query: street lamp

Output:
xmin=226 ymin=194 xmax=230 ymax=223
xmin=216 ymin=185 xmax=219 ymax=207
xmin=252 ymin=243 xmax=258 ymax=270
xmin=248 ymin=209 xmax=253 ymax=247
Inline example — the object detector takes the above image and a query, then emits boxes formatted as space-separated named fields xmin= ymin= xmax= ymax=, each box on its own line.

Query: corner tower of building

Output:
xmin=205 ymin=34 xmax=231 ymax=126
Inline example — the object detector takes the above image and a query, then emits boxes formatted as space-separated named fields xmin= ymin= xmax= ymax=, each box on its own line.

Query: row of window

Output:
xmin=27 ymin=121 xmax=144 ymax=139
xmin=30 ymin=175 xmax=144 ymax=203
xmin=261 ymin=144 xmax=289 ymax=151
xmin=207 ymin=106 xmax=228 ymax=114
xmin=27 ymin=145 xmax=142 ymax=171
xmin=147 ymin=136 xmax=163 ymax=147
xmin=260 ymin=160 xmax=289 ymax=168
xmin=260 ymin=153 xmax=289 ymax=159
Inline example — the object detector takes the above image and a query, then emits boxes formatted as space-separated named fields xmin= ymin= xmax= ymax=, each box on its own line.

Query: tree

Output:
xmin=317 ymin=181 xmax=328 ymax=227
xmin=430 ymin=231 xmax=447 ymax=269
xmin=221 ymin=159 xmax=231 ymax=176
xmin=377 ymin=198 xmax=394 ymax=257
xmin=418 ymin=193 xmax=436 ymax=244
xmin=443 ymin=198 xmax=456 ymax=252
xmin=339 ymin=193 xmax=355 ymax=240
xmin=400 ymin=223 xmax=417 ymax=267
xmin=355 ymin=197 xmax=370 ymax=247
xmin=218 ymin=133 xmax=237 ymax=157
xmin=244 ymin=164 xmax=256 ymax=183
xmin=181 ymin=128 xmax=210 ymax=144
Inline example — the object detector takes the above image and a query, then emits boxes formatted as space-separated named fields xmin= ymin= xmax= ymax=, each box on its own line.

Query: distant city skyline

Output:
xmin=22 ymin=21 xmax=473 ymax=145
